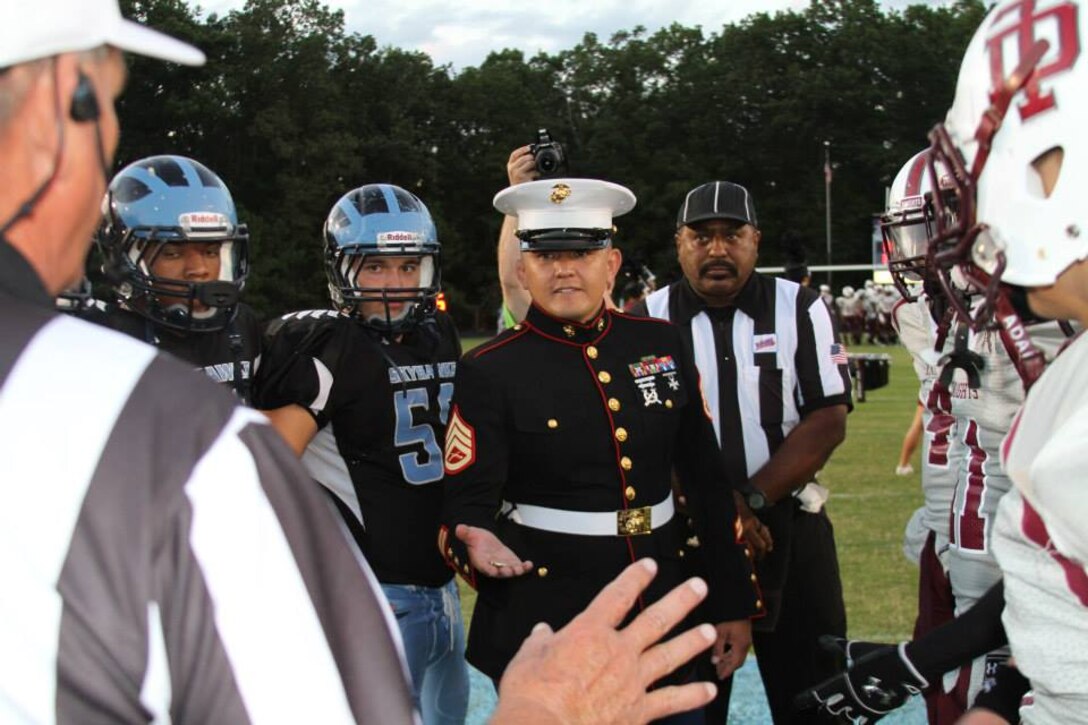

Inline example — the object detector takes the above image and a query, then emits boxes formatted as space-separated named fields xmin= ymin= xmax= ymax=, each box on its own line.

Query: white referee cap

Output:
xmin=1 ymin=0 xmax=205 ymax=69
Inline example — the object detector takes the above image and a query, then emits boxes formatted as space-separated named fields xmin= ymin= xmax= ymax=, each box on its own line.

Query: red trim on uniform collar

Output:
xmin=469 ymin=323 xmax=531 ymax=359
xmin=525 ymin=304 xmax=612 ymax=347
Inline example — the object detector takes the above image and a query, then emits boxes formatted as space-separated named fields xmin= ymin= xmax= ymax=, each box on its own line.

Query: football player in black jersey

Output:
xmin=253 ymin=184 xmax=467 ymax=724
xmin=94 ymin=155 xmax=260 ymax=402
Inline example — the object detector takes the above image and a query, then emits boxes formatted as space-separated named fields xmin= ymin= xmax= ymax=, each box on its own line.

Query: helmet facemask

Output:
xmin=323 ymin=184 xmax=442 ymax=336
xmin=925 ymin=39 xmax=1052 ymax=332
xmin=327 ymin=245 xmax=440 ymax=335
xmin=881 ymin=199 xmax=937 ymax=302
xmin=109 ymin=222 xmax=249 ymax=332
xmin=882 ymin=150 xmax=958 ymax=302
xmin=97 ymin=155 xmax=249 ymax=333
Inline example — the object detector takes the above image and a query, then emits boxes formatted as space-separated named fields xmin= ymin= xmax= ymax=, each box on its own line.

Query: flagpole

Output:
xmin=824 ymin=140 xmax=833 ymax=289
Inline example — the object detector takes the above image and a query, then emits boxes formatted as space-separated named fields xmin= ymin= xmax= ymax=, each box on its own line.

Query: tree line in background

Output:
xmin=115 ymin=0 xmax=986 ymax=330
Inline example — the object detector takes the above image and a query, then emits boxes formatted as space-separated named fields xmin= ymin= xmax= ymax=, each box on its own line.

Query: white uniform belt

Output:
xmin=503 ymin=495 xmax=675 ymax=536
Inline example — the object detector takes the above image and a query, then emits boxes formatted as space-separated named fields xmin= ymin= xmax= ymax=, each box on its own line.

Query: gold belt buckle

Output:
xmin=617 ymin=506 xmax=652 ymax=536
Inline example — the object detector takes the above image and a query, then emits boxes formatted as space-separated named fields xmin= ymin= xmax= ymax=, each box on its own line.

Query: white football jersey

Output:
xmin=892 ymin=297 xmax=958 ymax=542
xmin=836 ymin=295 xmax=857 ymax=318
xmin=944 ymin=321 xmax=1070 ymax=607
xmin=994 ymin=333 xmax=1088 ymax=723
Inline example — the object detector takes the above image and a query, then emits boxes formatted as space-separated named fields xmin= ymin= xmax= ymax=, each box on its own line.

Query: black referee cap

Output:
xmin=676 ymin=181 xmax=758 ymax=229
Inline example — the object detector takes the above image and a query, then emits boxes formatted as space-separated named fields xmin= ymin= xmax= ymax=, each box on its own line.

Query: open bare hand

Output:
xmin=455 ymin=523 xmax=534 ymax=578
xmin=492 ymin=558 xmax=718 ymax=724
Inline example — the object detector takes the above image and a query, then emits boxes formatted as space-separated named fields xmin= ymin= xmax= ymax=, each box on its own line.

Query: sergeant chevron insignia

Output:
xmin=444 ymin=406 xmax=476 ymax=474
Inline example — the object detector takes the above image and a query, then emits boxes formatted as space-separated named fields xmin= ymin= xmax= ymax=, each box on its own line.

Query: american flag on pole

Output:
xmin=830 ymin=343 xmax=848 ymax=365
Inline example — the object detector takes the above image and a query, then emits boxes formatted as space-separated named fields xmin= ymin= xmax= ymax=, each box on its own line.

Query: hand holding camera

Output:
xmin=529 ymin=128 xmax=567 ymax=179
xmin=506 ymin=146 xmax=538 ymax=186
xmin=505 ymin=130 xmax=569 ymax=188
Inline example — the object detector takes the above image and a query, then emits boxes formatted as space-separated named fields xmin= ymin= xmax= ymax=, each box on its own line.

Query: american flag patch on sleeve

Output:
xmin=830 ymin=343 xmax=849 ymax=365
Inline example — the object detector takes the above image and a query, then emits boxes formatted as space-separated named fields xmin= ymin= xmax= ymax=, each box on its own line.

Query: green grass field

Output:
xmin=456 ymin=337 xmax=923 ymax=642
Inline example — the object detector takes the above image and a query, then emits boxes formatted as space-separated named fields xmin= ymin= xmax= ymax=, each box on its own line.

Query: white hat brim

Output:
xmin=108 ymin=18 xmax=205 ymax=66
xmin=494 ymin=178 xmax=636 ymax=231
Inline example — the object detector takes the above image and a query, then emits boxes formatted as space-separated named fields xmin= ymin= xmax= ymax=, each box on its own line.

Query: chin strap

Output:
xmin=931 ymin=303 xmax=954 ymax=355
xmin=938 ymin=321 xmax=985 ymax=390
xmin=992 ymin=293 xmax=1050 ymax=392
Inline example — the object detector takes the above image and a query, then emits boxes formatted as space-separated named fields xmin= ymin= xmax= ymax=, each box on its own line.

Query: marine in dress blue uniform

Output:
xmin=440 ymin=179 xmax=760 ymax=683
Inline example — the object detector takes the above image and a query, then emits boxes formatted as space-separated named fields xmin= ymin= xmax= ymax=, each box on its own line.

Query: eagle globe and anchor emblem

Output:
xmin=549 ymin=183 xmax=572 ymax=204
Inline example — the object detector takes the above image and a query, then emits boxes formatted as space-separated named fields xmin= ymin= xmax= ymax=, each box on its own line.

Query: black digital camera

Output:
xmin=529 ymin=128 xmax=567 ymax=179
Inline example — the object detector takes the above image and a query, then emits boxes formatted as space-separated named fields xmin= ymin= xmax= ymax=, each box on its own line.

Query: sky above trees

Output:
xmin=116 ymin=0 xmax=985 ymax=328
xmin=198 ymin=0 xmax=939 ymax=70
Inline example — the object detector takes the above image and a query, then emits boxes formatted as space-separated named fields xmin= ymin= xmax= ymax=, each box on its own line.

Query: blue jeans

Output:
xmin=381 ymin=579 xmax=469 ymax=725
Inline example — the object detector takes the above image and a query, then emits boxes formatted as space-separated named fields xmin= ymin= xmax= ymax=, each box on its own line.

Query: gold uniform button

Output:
xmin=586 ymin=346 xmax=599 ymax=359
xmin=615 ymin=427 xmax=628 ymax=442
xmin=537 ymin=567 xmax=549 ymax=578
xmin=755 ymin=599 xmax=764 ymax=609
xmin=625 ymin=485 xmax=636 ymax=501
xmin=678 ymin=549 xmax=686 ymax=558
xmin=547 ymin=418 xmax=559 ymax=429
xmin=513 ymin=323 xmax=523 ymax=331
xmin=598 ymin=371 xmax=612 ymax=384
xmin=744 ymin=547 xmax=752 ymax=557
xmin=665 ymin=399 xmax=674 ymax=409
xmin=563 ymin=324 xmax=576 ymax=338
xmin=750 ymin=573 xmax=758 ymax=582
xmin=608 ymin=398 xmax=621 ymax=412
xmin=620 ymin=456 xmax=633 ymax=471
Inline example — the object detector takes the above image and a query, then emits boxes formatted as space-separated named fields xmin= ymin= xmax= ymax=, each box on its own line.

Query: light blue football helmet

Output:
xmin=324 ymin=183 xmax=441 ymax=334
xmin=98 ymin=155 xmax=249 ymax=332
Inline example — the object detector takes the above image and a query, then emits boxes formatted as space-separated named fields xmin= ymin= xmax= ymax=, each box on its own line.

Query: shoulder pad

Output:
xmin=264 ymin=309 xmax=343 ymax=338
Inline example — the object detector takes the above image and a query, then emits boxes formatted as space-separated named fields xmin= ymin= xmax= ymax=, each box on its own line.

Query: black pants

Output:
xmin=750 ymin=506 xmax=846 ymax=724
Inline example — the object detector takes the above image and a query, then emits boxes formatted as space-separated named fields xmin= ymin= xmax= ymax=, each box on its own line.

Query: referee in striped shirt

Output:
xmin=0 ymin=4 xmax=420 ymax=721
xmin=632 ymin=181 xmax=852 ymax=724
xmin=0 ymin=4 xmax=727 ymax=722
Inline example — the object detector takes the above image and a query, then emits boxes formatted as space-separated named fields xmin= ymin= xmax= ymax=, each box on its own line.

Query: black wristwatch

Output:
xmin=746 ymin=487 xmax=767 ymax=512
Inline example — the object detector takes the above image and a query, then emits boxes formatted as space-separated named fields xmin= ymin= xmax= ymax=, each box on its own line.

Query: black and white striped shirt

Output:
xmin=637 ymin=274 xmax=851 ymax=487
xmin=0 ymin=242 xmax=414 ymax=723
